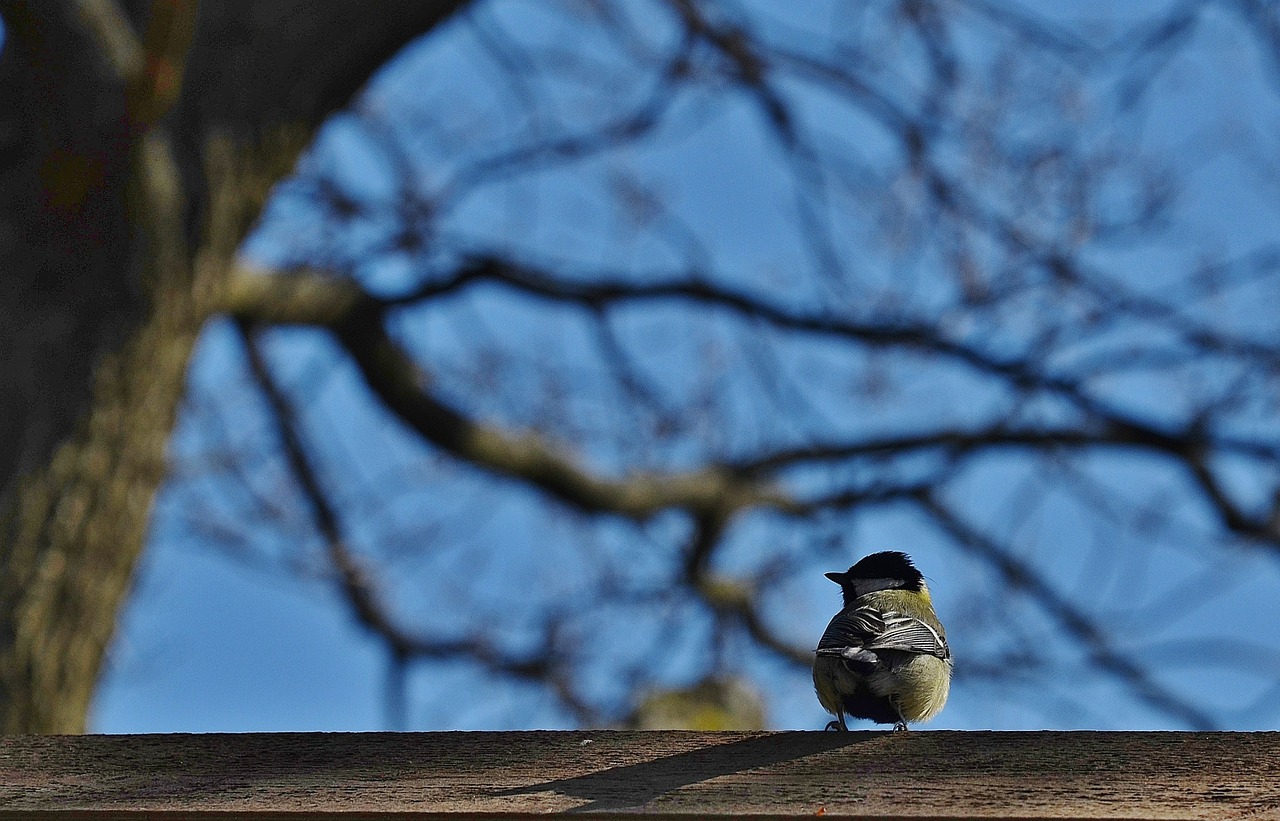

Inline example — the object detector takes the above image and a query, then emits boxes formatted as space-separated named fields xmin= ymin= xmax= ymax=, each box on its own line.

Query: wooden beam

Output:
xmin=1 ymin=731 xmax=1277 ymax=819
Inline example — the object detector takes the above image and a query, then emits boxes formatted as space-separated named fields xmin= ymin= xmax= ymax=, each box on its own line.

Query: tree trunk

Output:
xmin=0 ymin=0 xmax=472 ymax=733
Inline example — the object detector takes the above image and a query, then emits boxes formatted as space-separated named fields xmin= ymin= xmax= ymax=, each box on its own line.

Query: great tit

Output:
xmin=812 ymin=551 xmax=951 ymax=731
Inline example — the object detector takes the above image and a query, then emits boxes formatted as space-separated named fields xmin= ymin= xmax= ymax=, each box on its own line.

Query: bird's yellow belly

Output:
xmin=812 ymin=653 xmax=952 ymax=724
xmin=887 ymin=654 xmax=951 ymax=723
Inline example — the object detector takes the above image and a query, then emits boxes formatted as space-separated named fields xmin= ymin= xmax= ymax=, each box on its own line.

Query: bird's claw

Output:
xmin=825 ymin=720 xmax=844 ymax=732
xmin=893 ymin=721 xmax=908 ymax=732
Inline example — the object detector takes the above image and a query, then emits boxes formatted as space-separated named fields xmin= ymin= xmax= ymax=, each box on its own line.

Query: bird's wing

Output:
xmin=816 ymin=606 xmax=949 ymax=661
xmin=815 ymin=605 xmax=887 ymax=651
xmin=864 ymin=610 xmax=950 ymax=660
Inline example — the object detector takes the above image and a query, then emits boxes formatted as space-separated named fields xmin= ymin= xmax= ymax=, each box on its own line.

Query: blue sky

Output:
xmin=74 ymin=0 xmax=1280 ymax=732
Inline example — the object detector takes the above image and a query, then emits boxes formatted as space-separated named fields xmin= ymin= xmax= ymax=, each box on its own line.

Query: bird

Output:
xmin=812 ymin=551 xmax=951 ymax=731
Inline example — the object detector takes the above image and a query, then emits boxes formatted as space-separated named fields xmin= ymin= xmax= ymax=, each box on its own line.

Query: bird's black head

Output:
xmin=825 ymin=551 xmax=925 ymax=607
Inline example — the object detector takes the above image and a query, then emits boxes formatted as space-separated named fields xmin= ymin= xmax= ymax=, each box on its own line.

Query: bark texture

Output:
xmin=0 ymin=0 xmax=471 ymax=733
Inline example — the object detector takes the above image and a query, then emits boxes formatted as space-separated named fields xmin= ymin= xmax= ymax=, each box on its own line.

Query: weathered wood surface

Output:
xmin=1 ymin=731 xmax=1278 ymax=819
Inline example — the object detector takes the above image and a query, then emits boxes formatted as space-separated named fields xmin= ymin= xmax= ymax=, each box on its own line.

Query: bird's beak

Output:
xmin=824 ymin=571 xmax=848 ymax=585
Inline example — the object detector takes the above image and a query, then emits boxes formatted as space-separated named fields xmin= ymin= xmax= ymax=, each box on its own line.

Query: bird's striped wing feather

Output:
xmin=817 ymin=606 xmax=950 ymax=660
xmin=816 ymin=606 xmax=884 ymax=651
xmin=865 ymin=611 xmax=950 ymax=659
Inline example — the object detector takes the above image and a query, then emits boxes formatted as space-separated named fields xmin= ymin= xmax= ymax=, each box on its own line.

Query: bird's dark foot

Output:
xmin=825 ymin=720 xmax=845 ymax=731
xmin=893 ymin=721 xmax=908 ymax=732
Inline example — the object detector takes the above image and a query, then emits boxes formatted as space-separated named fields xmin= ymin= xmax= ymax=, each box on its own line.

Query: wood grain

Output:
xmin=1 ymin=731 xmax=1278 ymax=819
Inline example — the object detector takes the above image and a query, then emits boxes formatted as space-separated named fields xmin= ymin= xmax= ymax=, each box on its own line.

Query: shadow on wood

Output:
xmin=493 ymin=730 xmax=868 ymax=812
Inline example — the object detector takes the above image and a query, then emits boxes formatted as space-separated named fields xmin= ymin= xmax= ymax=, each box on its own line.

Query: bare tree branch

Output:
xmin=235 ymin=318 xmax=600 ymax=726
xmin=917 ymin=491 xmax=1220 ymax=730
xmin=226 ymin=267 xmax=803 ymax=521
